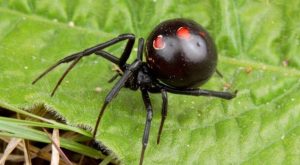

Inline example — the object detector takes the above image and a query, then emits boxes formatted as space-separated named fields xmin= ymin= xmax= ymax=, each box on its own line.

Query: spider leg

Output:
xmin=107 ymin=73 xmax=120 ymax=83
xmin=32 ymin=34 xmax=135 ymax=95
xmin=139 ymin=88 xmax=153 ymax=165
xmin=94 ymin=50 xmax=120 ymax=64
xmin=118 ymin=35 xmax=136 ymax=69
xmin=92 ymin=60 xmax=142 ymax=138
xmin=93 ymin=38 xmax=144 ymax=137
xmin=106 ymin=37 xmax=145 ymax=83
xmin=216 ymin=69 xmax=223 ymax=78
xmin=94 ymin=32 xmax=135 ymax=69
xmin=158 ymin=83 xmax=237 ymax=100
xmin=136 ymin=38 xmax=144 ymax=61
xmin=157 ymin=89 xmax=168 ymax=144
xmin=50 ymin=56 xmax=81 ymax=96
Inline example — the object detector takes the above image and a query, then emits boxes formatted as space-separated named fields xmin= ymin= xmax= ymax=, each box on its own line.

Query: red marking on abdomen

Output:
xmin=177 ymin=27 xmax=191 ymax=39
xmin=153 ymin=35 xmax=165 ymax=50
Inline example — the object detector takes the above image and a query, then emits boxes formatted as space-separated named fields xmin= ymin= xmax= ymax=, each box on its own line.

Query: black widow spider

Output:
xmin=32 ymin=18 xmax=236 ymax=165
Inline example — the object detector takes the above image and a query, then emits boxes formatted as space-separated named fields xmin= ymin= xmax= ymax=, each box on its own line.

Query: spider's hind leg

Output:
xmin=160 ymin=83 xmax=237 ymax=100
xmin=92 ymin=38 xmax=145 ymax=138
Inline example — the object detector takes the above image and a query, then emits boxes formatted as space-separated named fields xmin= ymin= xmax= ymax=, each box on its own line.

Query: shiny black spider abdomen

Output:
xmin=146 ymin=19 xmax=217 ymax=88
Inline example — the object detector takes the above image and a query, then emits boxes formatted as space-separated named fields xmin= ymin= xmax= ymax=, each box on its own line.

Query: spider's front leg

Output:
xmin=92 ymin=38 xmax=145 ymax=138
xmin=32 ymin=34 xmax=135 ymax=96
xmin=92 ymin=59 xmax=142 ymax=138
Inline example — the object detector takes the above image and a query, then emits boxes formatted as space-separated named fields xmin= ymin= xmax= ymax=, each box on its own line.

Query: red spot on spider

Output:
xmin=153 ymin=35 xmax=165 ymax=50
xmin=177 ymin=27 xmax=191 ymax=39
xmin=199 ymin=31 xmax=206 ymax=37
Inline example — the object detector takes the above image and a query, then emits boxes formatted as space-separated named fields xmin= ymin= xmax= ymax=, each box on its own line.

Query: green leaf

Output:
xmin=1 ymin=0 xmax=300 ymax=164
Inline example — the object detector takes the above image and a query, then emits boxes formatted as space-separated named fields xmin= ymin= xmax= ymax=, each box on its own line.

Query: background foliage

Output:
xmin=0 ymin=0 xmax=300 ymax=164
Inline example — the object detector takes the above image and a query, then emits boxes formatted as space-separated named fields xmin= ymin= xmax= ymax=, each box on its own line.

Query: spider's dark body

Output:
xmin=33 ymin=18 xmax=236 ymax=165
xmin=146 ymin=19 xmax=217 ymax=88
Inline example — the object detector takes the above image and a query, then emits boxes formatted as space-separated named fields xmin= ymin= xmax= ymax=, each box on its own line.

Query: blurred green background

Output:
xmin=0 ymin=0 xmax=300 ymax=164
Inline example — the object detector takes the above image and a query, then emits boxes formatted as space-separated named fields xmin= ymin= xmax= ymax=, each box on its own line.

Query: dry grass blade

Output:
xmin=22 ymin=139 xmax=31 ymax=165
xmin=0 ymin=138 xmax=22 ymax=165
xmin=51 ymin=129 xmax=60 ymax=165
xmin=0 ymin=153 xmax=24 ymax=162
xmin=1 ymin=136 xmax=52 ymax=163
xmin=42 ymin=128 xmax=73 ymax=165
xmin=17 ymin=112 xmax=32 ymax=165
